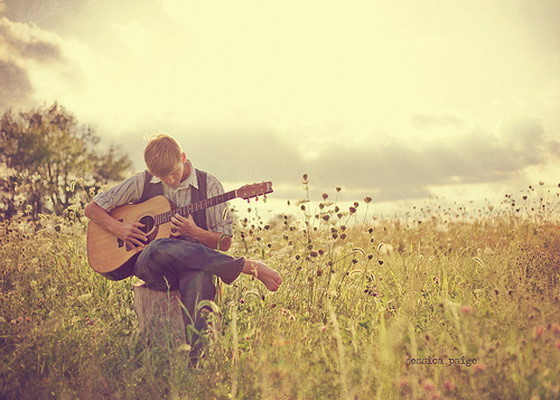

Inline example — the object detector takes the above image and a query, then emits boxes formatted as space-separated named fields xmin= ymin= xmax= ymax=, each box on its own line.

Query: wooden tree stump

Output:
xmin=132 ymin=282 xmax=186 ymax=345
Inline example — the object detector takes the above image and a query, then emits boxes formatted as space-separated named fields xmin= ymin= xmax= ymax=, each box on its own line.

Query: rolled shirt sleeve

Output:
xmin=92 ymin=171 xmax=145 ymax=212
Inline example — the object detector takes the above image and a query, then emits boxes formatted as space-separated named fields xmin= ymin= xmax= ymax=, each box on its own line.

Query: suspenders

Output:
xmin=139 ymin=168 xmax=208 ymax=231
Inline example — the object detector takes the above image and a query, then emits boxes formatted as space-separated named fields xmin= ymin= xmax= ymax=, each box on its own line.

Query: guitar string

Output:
xmin=154 ymin=191 xmax=238 ymax=226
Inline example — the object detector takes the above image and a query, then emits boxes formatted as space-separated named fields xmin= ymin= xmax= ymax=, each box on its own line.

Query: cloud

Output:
xmin=0 ymin=16 xmax=66 ymax=109
xmin=114 ymin=116 xmax=558 ymax=202
xmin=517 ymin=1 xmax=560 ymax=51
xmin=0 ymin=59 xmax=32 ymax=108
xmin=411 ymin=113 xmax=464 ymax=130
xmin=0 ymin=17 xmax=62 ymax=62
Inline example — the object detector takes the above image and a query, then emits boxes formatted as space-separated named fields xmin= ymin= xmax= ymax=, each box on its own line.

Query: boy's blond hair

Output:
xmin=144 ymin=134 xmax=183 ymax=177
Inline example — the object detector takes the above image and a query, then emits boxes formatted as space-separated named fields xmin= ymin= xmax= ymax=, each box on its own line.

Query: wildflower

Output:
xmin=336 ymin=187 xmax=341 ymax=192
xmin=422 ymin=379 xmax=435 ymax=392
xmin=460 ymin=305 xmax=472 ymax=314
xmin=397 ymin=377 xmax=409 ymax=389
xmin=322 ymin=193 xmax=329 ymax=200
xmin=302 ymin=174 xmax=309 ymax=184
xmin=364 ymin=196 xmax=372 ymax=203
xmin=177 ymin=343 xmax=192 ymax=352
xmin=473 ymin=363 xmax=486 ymax=372
xmin=443 ymin=380 xmax=456 ymax=391
xmin=539 ymin=180 xmax=545 ymax=186
xmin=534 ymin=325 xmax=544 ymax=339
xmin=319 ymin=325 xmax=327 ymax=332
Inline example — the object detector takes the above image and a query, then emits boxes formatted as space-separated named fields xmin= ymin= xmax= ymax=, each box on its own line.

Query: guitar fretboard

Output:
xmin=154 ymin=190 xmax=237 ymax=226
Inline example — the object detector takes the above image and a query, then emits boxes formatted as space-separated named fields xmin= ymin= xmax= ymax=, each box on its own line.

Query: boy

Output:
xmin=84 ymin=134 xmax=282 ymax=360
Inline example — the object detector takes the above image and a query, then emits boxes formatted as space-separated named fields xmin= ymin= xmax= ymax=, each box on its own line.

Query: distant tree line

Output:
xmin=0 ymin=102 xmax=132 ymax=220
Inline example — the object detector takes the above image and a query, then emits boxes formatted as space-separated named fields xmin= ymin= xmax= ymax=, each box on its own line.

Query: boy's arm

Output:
xmin=84 ymin=202 xmax=148 ymax=249
xmin=170 ymin=213 xmax=231 ymax=251
xmin=84 ymin=172 xmax=147 ymax=249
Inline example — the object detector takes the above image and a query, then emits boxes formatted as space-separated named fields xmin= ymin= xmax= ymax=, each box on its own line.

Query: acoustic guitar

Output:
xmin=86 ymin=181 xmax=272 ymax=280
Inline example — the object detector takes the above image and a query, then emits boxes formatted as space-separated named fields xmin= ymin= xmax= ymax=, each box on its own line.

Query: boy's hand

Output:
xmin=113 ymin=221 xmax=147 ymax=250
xmin=170 ymin=214 xmax=201 ymax=238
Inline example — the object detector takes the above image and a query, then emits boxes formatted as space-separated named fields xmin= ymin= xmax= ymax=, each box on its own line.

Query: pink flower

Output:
xmin=534 ymin=325 xmax=544 ymax=340
xmin=422 ymin=379 xmax=435 ymax=392
xmin=473 ymin=363 xmax=487 ymax=372
xmin=460 ymin=305 xmax=472 ymax=314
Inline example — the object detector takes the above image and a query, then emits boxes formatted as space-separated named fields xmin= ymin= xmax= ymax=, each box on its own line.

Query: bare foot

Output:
xmin=242 ymin=260 xmax=282 ymax=291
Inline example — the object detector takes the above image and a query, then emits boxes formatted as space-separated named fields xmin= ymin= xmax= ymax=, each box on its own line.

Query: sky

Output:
xmin=1 ymin=0 xmax=560 ymax=213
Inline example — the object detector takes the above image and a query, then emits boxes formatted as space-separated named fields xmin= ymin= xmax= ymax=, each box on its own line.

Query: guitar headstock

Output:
xmin=237 ymin=181 xmax=273 ymax=201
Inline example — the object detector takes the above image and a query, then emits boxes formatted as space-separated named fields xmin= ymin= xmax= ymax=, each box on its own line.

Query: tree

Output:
xmin=0 ymin=102 xmax=132 ymax=220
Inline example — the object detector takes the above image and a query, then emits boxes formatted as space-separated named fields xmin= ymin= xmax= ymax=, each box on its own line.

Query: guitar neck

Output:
xmin=155 ymin=190 xmax=237 ymax=225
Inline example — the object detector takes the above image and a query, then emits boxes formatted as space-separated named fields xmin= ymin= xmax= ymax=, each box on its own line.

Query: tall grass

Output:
xmin=1 ymin=183 xmax=559 ymax=399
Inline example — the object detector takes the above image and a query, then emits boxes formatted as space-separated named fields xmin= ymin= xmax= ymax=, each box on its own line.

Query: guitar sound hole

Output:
xmin=139 ymin=216 xmax=155 ymax=235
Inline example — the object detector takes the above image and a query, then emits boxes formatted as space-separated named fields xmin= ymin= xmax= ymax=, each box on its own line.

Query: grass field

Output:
xmin=1 ymin=184 xmax=560 ymax=399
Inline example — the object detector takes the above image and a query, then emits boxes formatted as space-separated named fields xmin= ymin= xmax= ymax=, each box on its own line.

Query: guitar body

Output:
xmin=86 ymin=181 xmax=272 ymax=280
xmin=86 ymin=195 xmax=173 ymax=280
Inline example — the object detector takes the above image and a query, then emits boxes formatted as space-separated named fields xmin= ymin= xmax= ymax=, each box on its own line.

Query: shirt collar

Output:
xmin=149 ymin=160 xmax=198 ymax=189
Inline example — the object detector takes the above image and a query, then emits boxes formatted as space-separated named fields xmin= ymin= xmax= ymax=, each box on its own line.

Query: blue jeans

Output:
xmin=133 ymin=238 xmax=244 ymax=356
